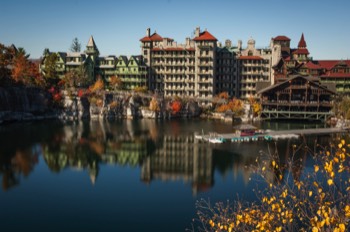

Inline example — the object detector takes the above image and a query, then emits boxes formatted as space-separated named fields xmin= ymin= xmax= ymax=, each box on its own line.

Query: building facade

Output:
xmin=40 ymin=36 xmax=148 ymax=90
xmin=259 ymin=75 xmax=335 ymax=121
xmin=140 ymin=27 xmax=278 ymax=104
xmin=140 ymin=27 xmax=218 ymax=105
xmin=271 ymin=33 xmax=350 ymax=95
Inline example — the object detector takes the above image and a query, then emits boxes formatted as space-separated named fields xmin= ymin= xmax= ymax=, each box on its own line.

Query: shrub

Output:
xmin=192 ymin=138 xmax=350 ymax=232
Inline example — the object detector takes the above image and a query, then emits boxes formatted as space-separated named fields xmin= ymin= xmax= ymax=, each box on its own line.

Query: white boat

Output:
xmin=208 ymin=138 xmax=224 ymax=143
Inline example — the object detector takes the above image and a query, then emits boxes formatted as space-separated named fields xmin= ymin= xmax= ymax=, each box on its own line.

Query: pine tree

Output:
xmin=70 ymin=37 xmax=81 ymax=52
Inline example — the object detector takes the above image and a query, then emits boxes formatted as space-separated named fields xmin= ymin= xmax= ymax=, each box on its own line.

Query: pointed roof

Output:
xmin=140 ymin=32 xmax=163 ymax=42
xmin=298 ymin=33 xmax=307 ymax=48
xmin=87 ymin=36 xmax=97 ymax=48
xmin=193 ymin=30 xmax=217 ymax=41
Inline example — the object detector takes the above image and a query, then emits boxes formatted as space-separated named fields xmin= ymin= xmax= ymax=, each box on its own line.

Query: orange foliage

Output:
xmin=89 ymin=77 xmax=104 ymax=93
xmin=171 ymin=100 xmax=182 ymax=114
xmin=110 ymin=75 xmax=122 ymax=89
xmin=11 ymin=54 xmax=44 ymax=86
xmin=218 ymin=91 xmax=229 ymax=100
xmin=216 ymin=97 xmax=244 ymax=115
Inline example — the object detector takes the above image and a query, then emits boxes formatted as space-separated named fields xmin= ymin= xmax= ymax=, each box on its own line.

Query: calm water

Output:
xmin=0 ymin=119 xmax=336 ymax=231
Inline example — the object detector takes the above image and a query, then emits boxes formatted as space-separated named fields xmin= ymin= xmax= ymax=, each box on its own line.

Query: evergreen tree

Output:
xmin=70 ymin=37 xmax=81 ymax=52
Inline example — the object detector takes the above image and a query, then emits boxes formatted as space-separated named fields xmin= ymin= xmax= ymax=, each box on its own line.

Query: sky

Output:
xmin=1 ymin=0 xmax=350 ymax=60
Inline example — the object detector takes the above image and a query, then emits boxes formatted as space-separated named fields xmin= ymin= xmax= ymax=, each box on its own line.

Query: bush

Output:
xmin=192 ymin=138 xmax=350 ymax=232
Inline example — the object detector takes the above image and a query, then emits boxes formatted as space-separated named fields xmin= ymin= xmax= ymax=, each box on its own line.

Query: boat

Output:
xmin=208 ymin=137 xmax=224 ymax=143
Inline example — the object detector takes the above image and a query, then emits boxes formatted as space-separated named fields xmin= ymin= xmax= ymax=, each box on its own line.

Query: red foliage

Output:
xmin=171 ymin=100 xmax=182 ymax=114
xmin=78 ymin=89 xmax=85 ymax=97
xmin=53 ymin=93 xmax=62 ymax=102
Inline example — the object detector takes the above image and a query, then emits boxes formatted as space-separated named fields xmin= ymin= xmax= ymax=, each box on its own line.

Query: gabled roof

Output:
xmin=273 ymin=35 xmax=291 ymax=41
xmin=258 ymin=75 xmax=335 ymax=95
xmin=193 ymin=30 xmax=217 ymax=41
xmin=305 ymin=61 xmax=323 ymax=69
xmin=298 ymin=33 xmax=307 ymax=48
xmin=128 ymin=56 xmax=139 ymax=66
xmin=57 ymin=52 xmax=67 ymax=61
xmin=140 ymin=32 xmax=163 ymax=42
xmin=117 ymin=55 xmax=128 ymax=66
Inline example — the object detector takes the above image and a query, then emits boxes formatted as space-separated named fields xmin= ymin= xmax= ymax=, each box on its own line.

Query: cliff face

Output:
xmin=0 ymin=88 xmax=202 ymax=124
xmin=0 ymin=87 xmax=56 ymax=124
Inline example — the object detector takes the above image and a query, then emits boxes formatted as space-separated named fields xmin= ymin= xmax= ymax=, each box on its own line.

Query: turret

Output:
xmin=85 ymin=35 xmax=100 ymax=62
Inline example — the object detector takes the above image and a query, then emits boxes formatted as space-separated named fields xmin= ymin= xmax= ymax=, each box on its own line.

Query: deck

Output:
xmin=195 ymin=127 xmax=347 ymax=143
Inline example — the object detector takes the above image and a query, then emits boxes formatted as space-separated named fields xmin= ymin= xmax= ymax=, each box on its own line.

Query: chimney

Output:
xmin=186 ymin=37 xmax=190 ymax=46
xmin=146 ymin=28 xmax=151 ymax=37
xmin=195 ymin=27 xmax=200 ymax=37
xmin=225 ymin=39 xmax=232 ymax=48
xmin=237 ymin=40 xmax=242 ymax=50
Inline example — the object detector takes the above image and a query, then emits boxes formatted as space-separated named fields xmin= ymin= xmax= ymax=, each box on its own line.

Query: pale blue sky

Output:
xmin=1 ymin=0 xmax=349 ymax=60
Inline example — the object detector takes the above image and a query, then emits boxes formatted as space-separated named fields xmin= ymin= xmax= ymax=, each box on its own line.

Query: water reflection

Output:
xmin=0 ymin=119 xmax=340 ymax=194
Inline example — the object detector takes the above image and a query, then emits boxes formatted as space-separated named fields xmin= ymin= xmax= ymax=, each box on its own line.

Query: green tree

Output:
xmin=42 ymin=52 xmax=58 ymax=85
xmin=17 ymin=47 xmax=30 ymax=59
xmin=70 ymin=37 xmax=81 ymax=52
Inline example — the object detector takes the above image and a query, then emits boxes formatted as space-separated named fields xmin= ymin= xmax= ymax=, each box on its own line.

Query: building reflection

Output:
xmin=0 ymin=120 xmax=338 ymax=192
xmin=141 ymin=135 xmax=213 ymax=195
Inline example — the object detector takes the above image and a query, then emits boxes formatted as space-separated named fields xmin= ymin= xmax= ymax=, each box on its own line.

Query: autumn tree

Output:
xmin=171 ymin=100 xmax=182 ymax=114
xmin=89 ymin=76 xmax=104 ymax=93
xmin=88 ymin=76 xmax=105 ymax=107
xmin=149 ymin=97 xmax=160 ymax=112
xmin=134 ymin=86 xmax=148 ymax=93
xmin=70 ymin=37 xmax=81 ymax=52
xmin=11 ymin=53 xmax=30 ymax=84
xmin=109 ymin=75 xmax=123 ymax=90
xmin=248 ymin=95 xmax=262 ymax=117
xmin=0 ymin=43 xmax=15 ymax=84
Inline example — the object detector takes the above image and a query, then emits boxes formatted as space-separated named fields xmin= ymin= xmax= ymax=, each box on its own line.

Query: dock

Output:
xmin=195 ymin=127 xmax=347 ymax=143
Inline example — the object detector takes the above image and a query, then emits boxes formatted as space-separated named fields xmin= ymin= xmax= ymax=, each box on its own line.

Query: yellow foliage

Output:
xmin=197 ymin=137 xmax=350 ymax=232
xmin=149 ymin=97 xmax=160 ymax=112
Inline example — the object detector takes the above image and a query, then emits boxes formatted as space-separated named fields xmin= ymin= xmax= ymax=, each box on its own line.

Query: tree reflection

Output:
xmin=0 ymin=120 xmax=337 ymax=193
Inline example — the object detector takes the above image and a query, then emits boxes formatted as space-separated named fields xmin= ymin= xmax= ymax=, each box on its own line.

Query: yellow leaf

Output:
xmin=314 ymin=165 xmax=319 ymax=172
xmin=272 ymin=160 xmax=276 ymax=167
xmin=339 ymin=223 xmax=345 ymax=232
xmin=309 ymin=191 xmax=313 ymax=197
xmin=338 ymin=143 xmax=343 ymax=149
xmin=341 ymin=139 xmax=345 ymax=145
xmin=312 ymin=227 xmax=319 ymax=232
xmin=327 ymin=179 xmax=333 ymax=186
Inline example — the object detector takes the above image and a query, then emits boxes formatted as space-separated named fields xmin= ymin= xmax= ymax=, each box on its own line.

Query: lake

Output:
xmin=0 ymin=119 xmax=337 ymax=231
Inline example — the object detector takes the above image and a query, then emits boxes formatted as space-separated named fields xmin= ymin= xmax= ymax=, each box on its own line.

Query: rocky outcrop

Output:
xmin=0 ymin=87 xmax=57 ymax=124
xmin=0 ymin=87 xmax=203 ymax=124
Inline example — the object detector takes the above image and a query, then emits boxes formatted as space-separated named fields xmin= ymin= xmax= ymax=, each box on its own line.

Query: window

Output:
xmin=144 ymin=50 xmax=148 ymax=55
